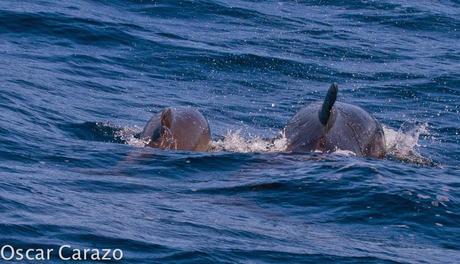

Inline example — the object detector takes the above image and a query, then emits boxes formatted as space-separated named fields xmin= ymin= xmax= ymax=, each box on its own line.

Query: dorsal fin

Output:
xmin=318 ymin=83 xmax=338 ymax=126
xmin=161 ymin=107 xmax=173 ymax=128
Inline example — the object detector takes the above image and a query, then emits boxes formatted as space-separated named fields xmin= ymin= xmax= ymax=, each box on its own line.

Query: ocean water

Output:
xmin=0 ymin=0 xmax=459 ymax=263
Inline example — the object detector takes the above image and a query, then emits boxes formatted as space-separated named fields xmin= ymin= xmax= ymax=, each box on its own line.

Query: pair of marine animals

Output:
xmin=139 ymin=84 xmax=386 ymax=158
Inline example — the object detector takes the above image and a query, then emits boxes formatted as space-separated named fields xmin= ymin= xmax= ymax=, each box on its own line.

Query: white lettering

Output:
xmin=113 ymin=249 xmax=123 ymax=260
xmin=59 ymin=245 xmax=71 ymax=260
xmin=35 ymin=249 xmax=46 ymax=261
xmin=1 ymin=245 xmax=14 ymax=261
xmin=101 ymin=249 xmax=111 ymax=260
xmin=16 ymin=248 xmax=23 ymax=261
xmin=1 ymin=245 xmax=122 ymax=261
xmin=83 ymin=249 xmax=91 ymax=260
xmin=25 ymin=248 xmax=35 ymax=260
xmin=72 ymin=248 xmax=81 ymax=260
xmin=47 ymin=249 xmax=54 ymax=260
xmin=91 ymin=249 xmax=100 ymax=260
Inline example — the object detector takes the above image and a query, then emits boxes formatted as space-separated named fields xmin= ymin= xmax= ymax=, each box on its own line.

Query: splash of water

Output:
xmin=114 ymin=125 xmax=147 ymax=147
xmin=208 ymin=124 xmax=431 ymax=163
xmin=383 ymin=123 xmax=432 ymax=164
xmin=116 ymin=122 xmax=431 ymax=163
xmin=210 ymin=130 xmax=287 ymax=153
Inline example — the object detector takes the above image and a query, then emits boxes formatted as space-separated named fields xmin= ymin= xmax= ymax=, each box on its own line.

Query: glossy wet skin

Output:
xmin=285 ymin=102 xmax=386 ymax=158
xmin=140 ymin=107 xmax=211 ymax=151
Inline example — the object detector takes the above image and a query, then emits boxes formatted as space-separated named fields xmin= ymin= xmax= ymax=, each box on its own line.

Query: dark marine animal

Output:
xmin=284 ymin=83 xmax=386 ymax=158
xmin=140 ymin=107 xmax=211 ymax=151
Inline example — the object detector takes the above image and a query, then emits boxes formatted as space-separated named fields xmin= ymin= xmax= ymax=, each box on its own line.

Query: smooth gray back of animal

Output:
xmin=285 ymin=86 xmax=386 ymax=158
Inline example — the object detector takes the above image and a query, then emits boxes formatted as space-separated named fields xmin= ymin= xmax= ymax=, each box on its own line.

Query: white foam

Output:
xmin=383 ymin=123 xmax=431 ymax=163
xmin=331 ymin=149 xmax=357 ymax=156
xmin=210 ymin=130 xmax=287 ymax=153
xmin=115 ymin=125 xmax=148 ymax=147
xmin=120 ymin=122 xmax=432 ymax=164
xmin=210 ymin=123 xmax=431 ymax=163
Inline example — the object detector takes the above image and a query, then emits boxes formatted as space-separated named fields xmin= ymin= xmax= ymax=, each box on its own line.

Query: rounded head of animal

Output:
xmin=141 ymin=107 xmax=211 ymax=151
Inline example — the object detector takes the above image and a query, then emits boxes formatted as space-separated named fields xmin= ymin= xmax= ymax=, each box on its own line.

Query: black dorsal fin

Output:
xmin=318 ymin=83 xmax=338 ymax=126
xmin=161 ymin=107 xmax=173 ymax=128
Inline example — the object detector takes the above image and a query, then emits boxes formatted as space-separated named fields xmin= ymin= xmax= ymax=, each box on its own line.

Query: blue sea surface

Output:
xmin=0 ymin=0 xmax=459 ymax=263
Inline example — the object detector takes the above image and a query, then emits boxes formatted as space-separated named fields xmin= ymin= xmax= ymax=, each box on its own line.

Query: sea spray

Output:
xmin=118 ymin=122 xmax=432 ymax=164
